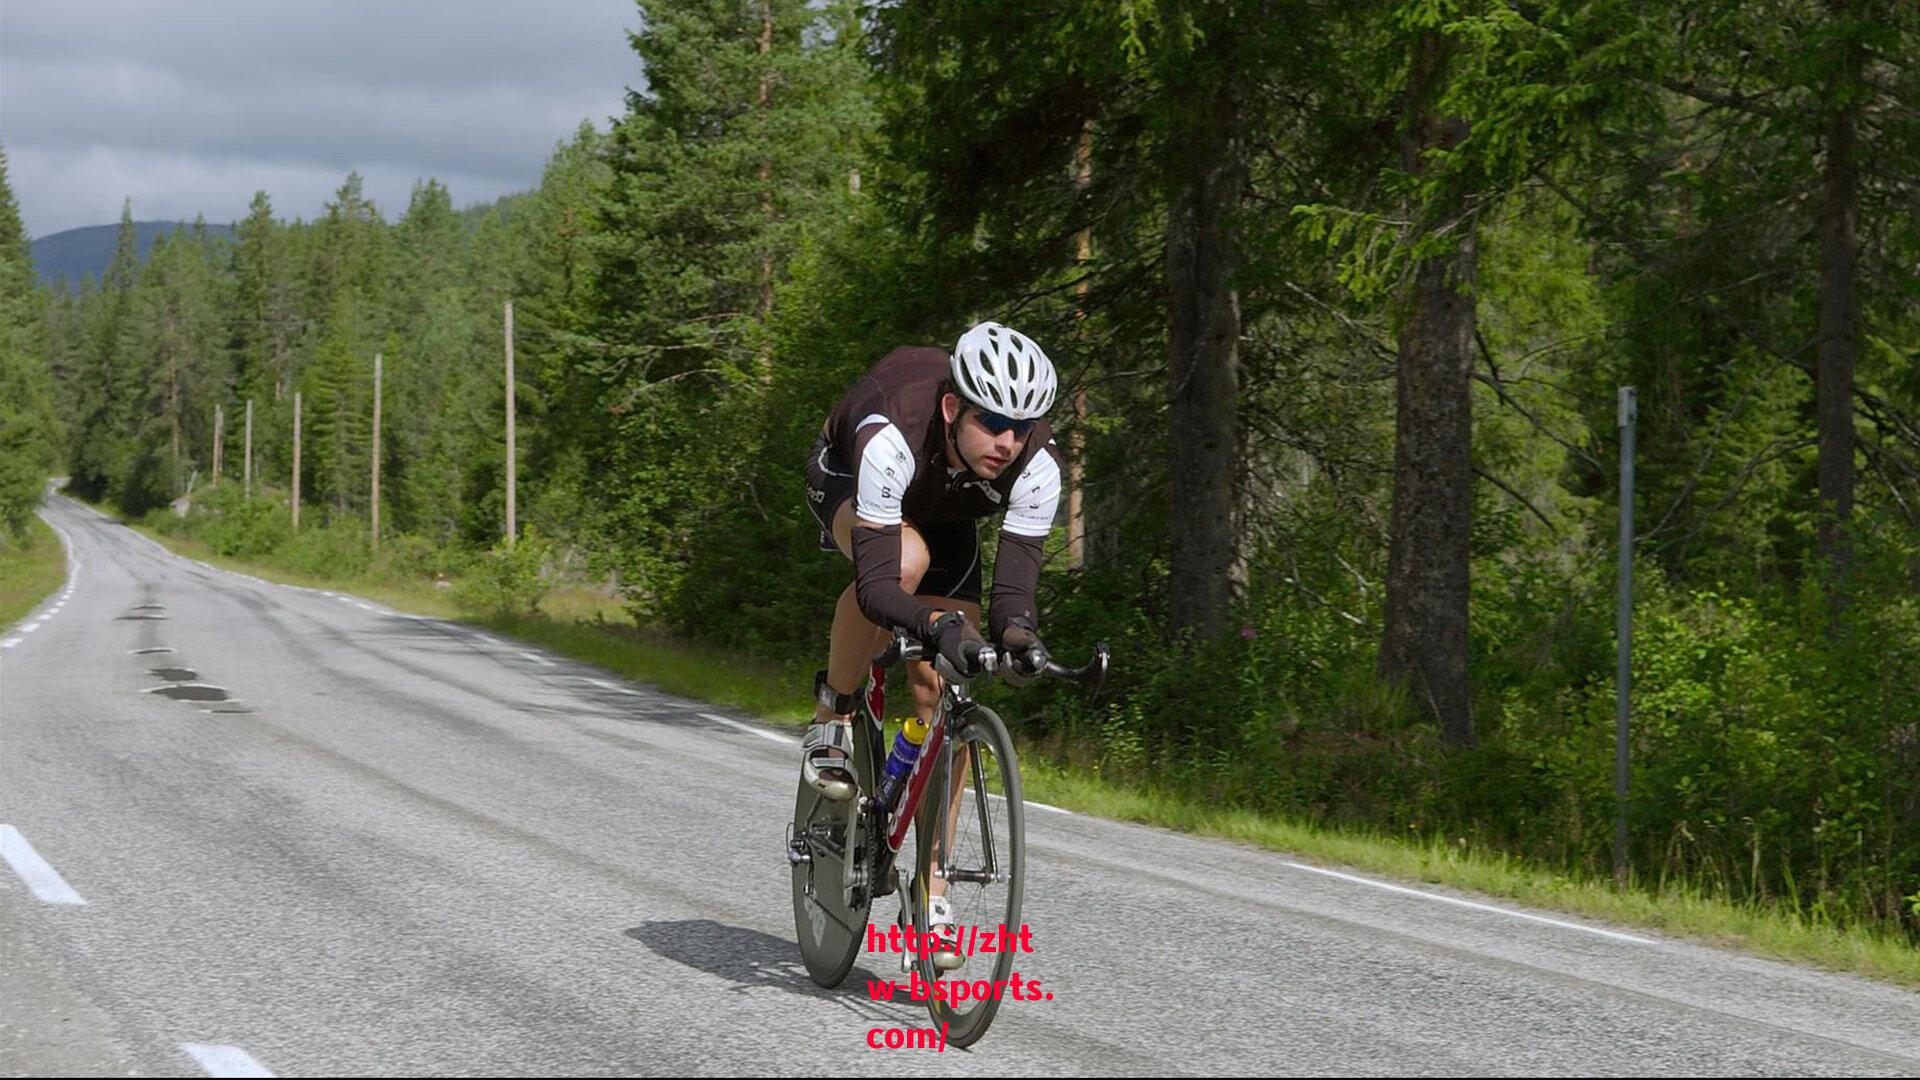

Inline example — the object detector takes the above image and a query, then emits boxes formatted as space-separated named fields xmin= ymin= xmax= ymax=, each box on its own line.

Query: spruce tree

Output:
xmin=0 ymin=144 xmax=60 ymax=538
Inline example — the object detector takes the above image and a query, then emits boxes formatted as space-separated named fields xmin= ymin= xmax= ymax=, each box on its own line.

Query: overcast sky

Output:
xmin=1 ymin=1 xmax=642 ymax=238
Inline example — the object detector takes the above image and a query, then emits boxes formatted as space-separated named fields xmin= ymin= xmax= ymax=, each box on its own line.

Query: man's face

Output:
xmin=942 ymin=393 xmax=1030 ymax=479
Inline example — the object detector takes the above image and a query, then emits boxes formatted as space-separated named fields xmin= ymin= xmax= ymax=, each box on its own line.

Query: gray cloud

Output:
xmin=1 ymin=0 xmax=642 ymax=236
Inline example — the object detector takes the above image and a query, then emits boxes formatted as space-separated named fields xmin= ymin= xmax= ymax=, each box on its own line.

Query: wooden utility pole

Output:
xmin=169 ymin=352 xmax=181 ymax=471
xmin=371 ymin=352 xmax=382 ymax=553
xmin=292 ymin=391 xmax=302 ymax=529
xmin=244 ymin=398 xmax=254 ymax=500
xmin=212 ymin=404 xmax=224 ymax=484
xmin=505 ymin=300 xmax=517 ymax=547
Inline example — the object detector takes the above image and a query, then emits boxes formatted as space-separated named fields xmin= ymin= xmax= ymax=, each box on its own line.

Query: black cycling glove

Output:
xmin=927 ymin=611 xmax=987 ymax=677
xmin=999 ymin=617 xmax=1049 ymax=683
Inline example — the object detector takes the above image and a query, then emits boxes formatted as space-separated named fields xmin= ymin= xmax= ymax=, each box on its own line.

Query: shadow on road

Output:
xmin=625 ymin=919 xmax=915 ymax=1021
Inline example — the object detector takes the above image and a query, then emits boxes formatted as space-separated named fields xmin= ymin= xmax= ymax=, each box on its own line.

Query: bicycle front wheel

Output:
xmin=911 ymin=703 xmax=1025 ymax=1049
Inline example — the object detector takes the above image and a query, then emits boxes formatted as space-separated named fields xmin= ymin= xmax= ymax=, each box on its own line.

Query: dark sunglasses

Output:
xmin=972 ymin=408 xmax=1036 ymax=438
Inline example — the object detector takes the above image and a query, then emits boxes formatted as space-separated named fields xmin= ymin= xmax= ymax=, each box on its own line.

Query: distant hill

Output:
xmin=30 ymin=221 xmax=236 ymax=292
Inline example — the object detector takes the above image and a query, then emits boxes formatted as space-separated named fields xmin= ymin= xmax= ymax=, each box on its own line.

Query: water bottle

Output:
xmin=875 ymin=713 xmax=930 ymax=812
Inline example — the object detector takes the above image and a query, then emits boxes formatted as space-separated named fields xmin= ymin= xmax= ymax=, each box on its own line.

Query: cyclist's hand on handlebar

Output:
xmin=999 ymin=621 xmax=1049 ymax=685
xmin=927 ymin=611 xmax=987 ymax=676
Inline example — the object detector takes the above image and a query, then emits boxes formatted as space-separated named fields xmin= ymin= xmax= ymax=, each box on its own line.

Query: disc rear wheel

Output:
xmin=792 ymin=709 xmax=883 ymax=988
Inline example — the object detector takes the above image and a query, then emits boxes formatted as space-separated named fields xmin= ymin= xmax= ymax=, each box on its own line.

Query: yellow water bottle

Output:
xmin=877 ymin=714 xmax=929 ymax=811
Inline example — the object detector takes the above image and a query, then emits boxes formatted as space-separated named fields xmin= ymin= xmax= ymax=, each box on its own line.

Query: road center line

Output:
xmin=179 ymin=1043 xmax=275 ymax=1078
xmin=0 ymin=825 xmax=87 ymax=905
xmin=1280 ymin=860 xmax=1655 ymax=945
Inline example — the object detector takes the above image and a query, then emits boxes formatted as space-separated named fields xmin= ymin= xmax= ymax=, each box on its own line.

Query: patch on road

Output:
xmin=143 ymin=684 xmax=228 ymax=702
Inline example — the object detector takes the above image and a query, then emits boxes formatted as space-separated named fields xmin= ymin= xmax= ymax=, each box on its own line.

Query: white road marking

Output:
xmin=179 ymin=1043 xmax=275 ymax=1078
xmin=699 ymin=712 xmax=793 ymax=746
xmin=518 ymin=651 xmax=556 ymax=667
xmin=352 ymin=602 xmax=374 ymax=611
xmin=472 ymin=633 xmax=504 ymax=647
xmin=0 ymin=826 xmax=87 ymax=905
xmin=21 ymin=622 xmax=39 ymax=633
xmin=984 ymin=791 xmax=1072 ymax=815
xmin=1 ymin=638 xmax=21 ymax=649
xmin=1279 ymin=861 xmax=1657 ymax=945
xmin=586 ymin=678 xmax=641 ymax=696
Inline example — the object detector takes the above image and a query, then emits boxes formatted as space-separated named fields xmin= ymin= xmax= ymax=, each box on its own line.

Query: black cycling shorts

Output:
xmin=804 ymin=433 xmax=982 ymax=604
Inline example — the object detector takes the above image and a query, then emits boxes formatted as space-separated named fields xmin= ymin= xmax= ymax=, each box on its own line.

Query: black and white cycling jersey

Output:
xmin=813 ymin=347 xmax=1062 ymax=643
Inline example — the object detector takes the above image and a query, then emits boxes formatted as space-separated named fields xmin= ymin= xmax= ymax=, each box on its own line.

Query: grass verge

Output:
xmin=98 ymin=501 xmax=1919 ymax=988
xmin=0 ymin=514 xmax=66 ymax=630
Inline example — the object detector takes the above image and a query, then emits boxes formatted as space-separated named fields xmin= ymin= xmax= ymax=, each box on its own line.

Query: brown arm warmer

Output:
xmin=849 ymin=524 xmax=935 ymax=639
xmin=988 ymin=530 xmax=1046 ymax=644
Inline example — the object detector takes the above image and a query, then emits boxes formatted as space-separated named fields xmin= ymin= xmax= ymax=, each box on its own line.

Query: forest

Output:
xmin=0 ymin=0 xmax=1914 ymax=944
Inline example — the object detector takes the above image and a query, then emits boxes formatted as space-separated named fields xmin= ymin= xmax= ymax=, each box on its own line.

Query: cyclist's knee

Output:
xmin=899 ymin=523 xmax=930 ymax=593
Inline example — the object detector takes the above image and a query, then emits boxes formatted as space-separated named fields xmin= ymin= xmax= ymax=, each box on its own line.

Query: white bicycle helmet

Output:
xmin=950 ymin=321 xmax=1058 ymax=420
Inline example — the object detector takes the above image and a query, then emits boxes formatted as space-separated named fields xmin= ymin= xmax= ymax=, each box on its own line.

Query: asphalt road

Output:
xmin=3 ymin=493 xmax=1917 ymax=1077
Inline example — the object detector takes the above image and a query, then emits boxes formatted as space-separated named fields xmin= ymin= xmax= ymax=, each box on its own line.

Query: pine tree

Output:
xmin=0 ymin=143 xmax=61 ymax=538
xmin=66 ymin=202 xmax=144 ymax=504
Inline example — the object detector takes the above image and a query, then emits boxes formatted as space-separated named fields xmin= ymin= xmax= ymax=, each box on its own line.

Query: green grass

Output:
xmin=0 ymin=515 xmax=66 ymax=629
xmin=1013 ymin=759 xmax=1920 ymax=986
xmin=102 ymin=502 xmax=1920 ymax=989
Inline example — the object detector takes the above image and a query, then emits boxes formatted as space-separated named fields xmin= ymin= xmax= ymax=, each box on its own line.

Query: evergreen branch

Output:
xmin=1472 ymin=331 xmax=1605 ymax=473
xmin=1656 ymin=77 xmax=1786 ymax=120
xmin=1644 ymin=435 xmax=1818 ymax=559
xmin=1857 ymin=437 xmax=1918 ymax=527
xmin=1282 ymin=549 xmax=1366 ymax=627
xmin=1636 ymin=351 xmax=1810 ymax=547
xmin=1473 ymin=463 xmax=1561 ymax=535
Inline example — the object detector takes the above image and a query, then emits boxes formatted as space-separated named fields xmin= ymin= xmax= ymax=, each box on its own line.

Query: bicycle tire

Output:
xmin=910 ymin=703 xmax=1024 ymax=1048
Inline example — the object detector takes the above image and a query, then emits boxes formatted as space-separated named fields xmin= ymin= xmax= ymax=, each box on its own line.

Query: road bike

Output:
xmin=788 ymin=630 xmax=1107 ymax=1048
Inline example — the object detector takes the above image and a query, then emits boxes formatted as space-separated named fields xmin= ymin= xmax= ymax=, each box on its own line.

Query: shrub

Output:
xmin=455 ymin=526 xmax=556 ymax=617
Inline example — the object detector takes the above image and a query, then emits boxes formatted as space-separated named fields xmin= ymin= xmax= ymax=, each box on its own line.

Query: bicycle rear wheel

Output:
xmin=792 ymin=705 xmax=883 ymax=988
xmin=791 ymin=778 xmax=868 ymax=987
xmin=911 ymin=704 xmax=1025 ymax=1048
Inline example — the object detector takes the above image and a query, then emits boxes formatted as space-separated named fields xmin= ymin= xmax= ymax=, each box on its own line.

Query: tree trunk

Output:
xmin=1816 ymin=0 xmax=1860 ymax=601
xmin=756 ymin=1 xmax=776 ymax=382
xmin=1069 ymin=122 xmax=1093 ymax=570
xmin=1379 ymin=28 xmax=1477 ymax=749
xmin=1164 ymin=75 xmax=1245 ymax=642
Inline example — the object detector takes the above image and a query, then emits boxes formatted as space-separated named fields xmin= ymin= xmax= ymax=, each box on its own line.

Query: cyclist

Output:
xmin=801 ymin=320 xmax=1061 ymax=967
